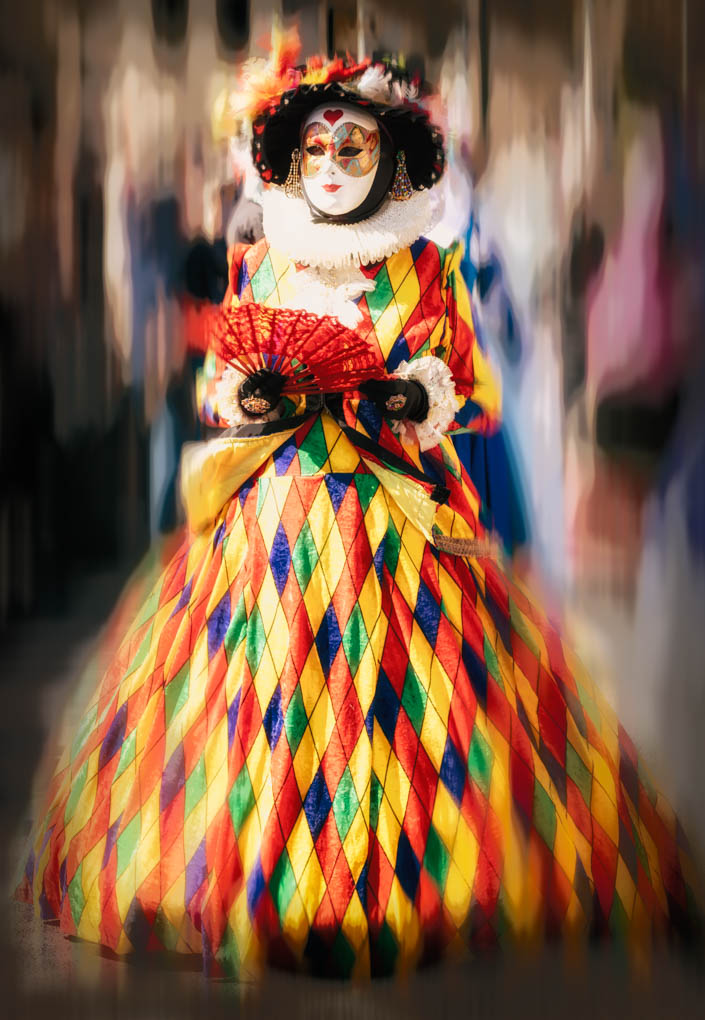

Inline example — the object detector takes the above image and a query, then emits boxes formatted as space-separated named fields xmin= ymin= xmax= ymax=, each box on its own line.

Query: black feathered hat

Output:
xmin=249 ymin=74 xmax=445 ymax=193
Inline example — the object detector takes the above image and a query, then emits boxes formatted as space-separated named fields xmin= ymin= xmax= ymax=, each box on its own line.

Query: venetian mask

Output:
xmin=300 ymin=103 xmax=385 ymax=220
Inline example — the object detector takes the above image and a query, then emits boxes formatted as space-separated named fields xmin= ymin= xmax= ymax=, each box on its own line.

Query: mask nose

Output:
xmin=320 ymin=153 xmax=338 ymax=176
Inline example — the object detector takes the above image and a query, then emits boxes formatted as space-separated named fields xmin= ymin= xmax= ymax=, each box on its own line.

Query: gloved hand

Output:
xmin=359 ymin=377 xmax=429 ymax=422
xmin=238 ymin=369 xmax=286 ymax=417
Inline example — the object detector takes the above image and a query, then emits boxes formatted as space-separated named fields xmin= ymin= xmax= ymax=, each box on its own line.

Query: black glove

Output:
xmin=359 ymin=378 xmax=429 ymax=422
xmin=238 ymin=369 xmax=285 ymax=417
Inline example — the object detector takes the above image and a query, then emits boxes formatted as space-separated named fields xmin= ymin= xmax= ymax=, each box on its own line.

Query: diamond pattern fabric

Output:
xmin=19 ymin=238 xmax=699 ymax=979
xmin=198 ymin=236 xmax=500 ymax=440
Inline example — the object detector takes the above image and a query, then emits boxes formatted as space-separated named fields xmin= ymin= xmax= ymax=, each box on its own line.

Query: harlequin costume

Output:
xmin=18 ymin=36 xmax=699 ymax=978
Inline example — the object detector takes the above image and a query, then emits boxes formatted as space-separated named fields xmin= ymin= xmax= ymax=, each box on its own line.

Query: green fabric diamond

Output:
xmin=441 ymin=444 xmax=461 ymax=481
xmin=484 ymin=634 xmax=504 ymax=691
xmin=185 ymin=753 xmax=207 ymax=818
xmin=297 ymin=417 xmax=329 ymax=475
xmin=117 ymin=812 xmax=142 ymax=877
xmin=342 ymin=603 xmax=368 ymax=679
xmin=533 ymin=780 xmax=557 ymax=849
xmin=508 ymin=598 xmax=540 ymax=659
xmin=69 ymin=862 xmax=85 ymax=927
xmin=576 ymin=679 xmax=601 ymax=731
xmin=96 ymin=695 xmax=114 ymax=729
xmin=332 ymin=929 xmax=356 ymax=977
xmin=468 ymin=725 xmax=493 ymax=799
xmin=609 ymin=891 xmax=630 ymax=940
xmin=245 ymin=603 xmax=267 ymax=676
xmin=256 ymin=477 xmax=270 ymax=518
xmin=423 ymin=824 xmax=450 ymax=892
xmin=224 ymin=592 xmax=247 ymax=662
xmin=285 ymin=684 xmax=308 ymax=756
xmin=292 ymin=520 xmax=318 ymax=594
xmin=366 ymin=265 xmax=393 ymax=325
xmin=154 ymin=906 xmax=180 ymax=951
xmin=369 ymin=771 xmax=383 ymax=831
xmin=165 ymin=662 xmax=189 ymax=727
xmin=249 ymin=253 xmax=276 ymax=303
xmin=333 ymin=766 xmax=359 ymax=842
xmin=114 ymin=728 xmax=137 ymax=782
xmin=269 ymin=849 xmax=297 ymax=919
xmin=566 ymin=741 xmax=591 ymax=806
xmin=134 ymin=585 xmax=160 ymax=629
xmin=64 ymin=760 xmax=88 ymax=824
xmin=354 ymin=475 xmax=379 ymax=515
xmin=383 ymin=518 xmax=401 ymax=577
xmin=215 ymin=922 xmax=240 ymax=975
xmin=631 ymin=819 xmax=651 ymax=880
xmin=401 ymin=664 xmax=427 ymax=736
xmin=495 ymin=886 xmax=512 ymax=939
xmin=375 ymin=919 xmax=398 ymax=976
xmin=228 ymin=767 xmax=255 ymax=836
xmin=128 ymin=623 xmax=154 ymax=676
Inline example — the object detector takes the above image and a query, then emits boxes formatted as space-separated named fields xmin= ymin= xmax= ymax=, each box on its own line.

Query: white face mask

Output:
xmin=300 ymin=103 xmax=381 ymax=217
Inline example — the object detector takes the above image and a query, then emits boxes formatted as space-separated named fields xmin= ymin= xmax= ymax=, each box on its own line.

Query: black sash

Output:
xmin=219 ymin=394 xmax=450 ymax=505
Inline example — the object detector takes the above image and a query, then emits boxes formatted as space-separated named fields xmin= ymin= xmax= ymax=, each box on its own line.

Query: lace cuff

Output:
xmin=390 ymin=357 xmax=460 ymax=451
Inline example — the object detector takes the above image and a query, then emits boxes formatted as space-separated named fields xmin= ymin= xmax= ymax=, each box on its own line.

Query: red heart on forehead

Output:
xmin=322 ymin=109 xmax=343 ymax=126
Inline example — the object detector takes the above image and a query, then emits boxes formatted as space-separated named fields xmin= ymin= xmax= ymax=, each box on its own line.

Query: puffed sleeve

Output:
xmin=196 ymin=242 xmax=305 ymax=429
xmin=438 ymin=242 xmax=501 ymax=435
xmin=195 ymin=243 xmax=249 ymax=428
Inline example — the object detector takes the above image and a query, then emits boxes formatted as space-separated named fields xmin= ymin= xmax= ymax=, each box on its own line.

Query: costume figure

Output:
xmin=19 ymin=41 xmax=699 ymax=978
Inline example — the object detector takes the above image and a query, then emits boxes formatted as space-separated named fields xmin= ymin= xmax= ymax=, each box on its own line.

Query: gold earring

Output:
xmin=284 ymin=148 xmax=302 ymax=198
xmin=391 ymin=150 xmax=413 ymax=201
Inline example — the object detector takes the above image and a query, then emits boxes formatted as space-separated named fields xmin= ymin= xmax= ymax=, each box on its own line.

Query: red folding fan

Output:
xmin=208 ymin=303 xmax=384 ymax=394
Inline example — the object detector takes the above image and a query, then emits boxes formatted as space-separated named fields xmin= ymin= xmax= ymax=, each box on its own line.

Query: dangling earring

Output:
xmin=284 ymin=148 xmax=302 ymax=198
xmin=391 ymin=150 xmax=413 ymax=201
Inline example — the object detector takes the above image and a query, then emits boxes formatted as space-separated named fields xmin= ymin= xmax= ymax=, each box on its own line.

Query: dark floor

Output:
xmin=2 ymin=567 xmax=704 ymax=1019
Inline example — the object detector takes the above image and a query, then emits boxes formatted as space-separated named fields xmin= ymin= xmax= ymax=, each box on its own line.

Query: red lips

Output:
xmin=322 ymin=184 xmax=341 ymax=192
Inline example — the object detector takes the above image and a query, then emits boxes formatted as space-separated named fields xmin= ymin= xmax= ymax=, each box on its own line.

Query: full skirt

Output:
xmin=19 ymin=416 xmax=699 ymax=977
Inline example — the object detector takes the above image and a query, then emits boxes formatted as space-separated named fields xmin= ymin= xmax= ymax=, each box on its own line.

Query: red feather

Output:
xmin=209 ymin=304 xmax=384 ymax=394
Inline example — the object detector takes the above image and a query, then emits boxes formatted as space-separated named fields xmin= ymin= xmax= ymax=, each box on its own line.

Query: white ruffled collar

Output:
xmin=261 ymin=187 xmax=440 ymax=270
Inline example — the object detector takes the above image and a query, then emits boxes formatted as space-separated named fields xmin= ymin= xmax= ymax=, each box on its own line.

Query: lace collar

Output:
xmin=261 ymin=186 xmax=440 ymax=270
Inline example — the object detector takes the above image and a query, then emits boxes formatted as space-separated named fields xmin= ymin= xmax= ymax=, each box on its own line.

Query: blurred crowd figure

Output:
xmin=1 ymin=0 xmax=704 ymax=853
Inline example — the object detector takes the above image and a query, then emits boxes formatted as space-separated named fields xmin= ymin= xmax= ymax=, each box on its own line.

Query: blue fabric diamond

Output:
xmin=303 ymin=766 xmax=332 ymax=842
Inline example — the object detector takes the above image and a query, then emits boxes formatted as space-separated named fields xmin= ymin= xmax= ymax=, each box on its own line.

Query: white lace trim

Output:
xmin=391 ymin=357 xmax=460 ymax=451
xmin=278 ymin=264 xmax=375 ymax=328
xmin=261 ymin=187 xmax=439 ymax=269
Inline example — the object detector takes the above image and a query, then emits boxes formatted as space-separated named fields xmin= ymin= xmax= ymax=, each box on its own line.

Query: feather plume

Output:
xmin=356 ymin=66 xmax=392 ymax=103
xmin=213 ymin=25 xmax=371 ymax=137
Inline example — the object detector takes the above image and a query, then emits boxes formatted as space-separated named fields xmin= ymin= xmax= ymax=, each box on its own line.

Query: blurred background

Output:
xmin=1 ymin=0 xmax=704 ymax=1010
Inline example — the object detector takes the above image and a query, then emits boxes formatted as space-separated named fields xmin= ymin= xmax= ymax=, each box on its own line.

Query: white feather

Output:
xmin=391 ymin=80 xmax=418 ymax=104
xmin=356 ymin=66 xmax=392 ymax=104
